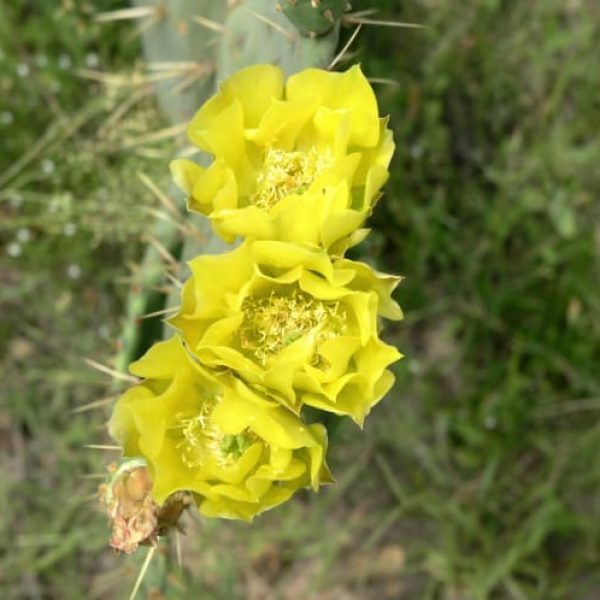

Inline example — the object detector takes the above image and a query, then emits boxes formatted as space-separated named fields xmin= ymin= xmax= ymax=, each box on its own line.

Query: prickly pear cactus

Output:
xmin=119 ymin=0 xmax=345 ymax=372
xmin=278 ymin=0 xmax=349 ymax=36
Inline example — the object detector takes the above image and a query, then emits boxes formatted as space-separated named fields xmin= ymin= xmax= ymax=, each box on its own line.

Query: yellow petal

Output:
xmin=287 ymin=65 xmax=380 ymax=148
xmin=211 ymin=206 xmax=275 ymax=241
xmin=221 ymin=64 xmax=284 ymax=128
xmin=128 ymin=337 xmax=184 ymax=379
xmin=186 ymin=160 xmax=237 ymax=216
xmin=170 ymin=159 xmax=204 ymax=195
xmin=251 ymin=97 xmax=316 ymax=148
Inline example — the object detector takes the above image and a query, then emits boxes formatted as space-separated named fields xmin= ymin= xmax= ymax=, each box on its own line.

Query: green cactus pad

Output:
xmin=133 ymin=0 xmax=225 ymax=123
xmin=219 ymin=0 xmax=339 ymax=77
xmin=278 ymin=0 xmax=348 ymax=36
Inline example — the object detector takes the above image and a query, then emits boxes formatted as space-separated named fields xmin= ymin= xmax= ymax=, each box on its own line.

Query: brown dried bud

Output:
xmin=100 ymin=459 xmax=191 ymax=554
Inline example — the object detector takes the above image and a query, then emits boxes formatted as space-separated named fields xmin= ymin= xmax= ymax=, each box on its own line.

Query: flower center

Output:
xmin=252 ymin=147 xmax=330 ymax=210
xmin=239 ymin=288 xmax=346 ymax=366
xmin=174 ymin=401 xmax=254 ymax=468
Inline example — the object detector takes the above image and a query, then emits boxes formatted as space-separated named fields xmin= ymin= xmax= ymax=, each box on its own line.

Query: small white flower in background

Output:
xmin=41 ymin=159 xmax=55 ymax=175
xmin=58 ymin=54 xmax=72 ymax=70
xmin=85 ymin=53 xmax=99 ymax=68
xmin=1 ymin=111 xmax=14 ymax=125
xmin=17 ymin=228 xmax=31 ymax=243
xmin=7 ymin=242 xmax=21 ymax=257
xmin=64 ymin=222 xmax=77 ymax=236
xmin=67 ymin=264 xmax=81 ymax=280
xmin=10 ymin=193 xmax=22 ymax=208
xmin=484 ymin=415 xmax=497 ymax=430
xmin=409 ymin=360 xmax=423 ymax=375
xmin=16 ymin=63 xmax=30 ymax=77
xmin=35 ymin=54 xmax=48 ymax=68
xmin=411 ymin=145 xmax=423 ymax=159
xmin=98 ymin=324 xmax=111 ymax=339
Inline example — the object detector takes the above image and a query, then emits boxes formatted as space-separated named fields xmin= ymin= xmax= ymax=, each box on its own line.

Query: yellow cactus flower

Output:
xmin=169 ymin=241 xmax=403 ymax=425
xmin=170 ymin=64 xmax=394 ymax=253
xmin=109 ymin=337 xmax=332 ymax=522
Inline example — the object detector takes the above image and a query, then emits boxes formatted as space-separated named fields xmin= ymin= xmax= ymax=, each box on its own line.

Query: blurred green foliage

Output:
xmin=1 ymin=1 xmax=599 ymax=599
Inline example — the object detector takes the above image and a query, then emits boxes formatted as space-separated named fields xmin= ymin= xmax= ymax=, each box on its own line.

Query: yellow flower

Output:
xmin=109 ymin=337 xmax=332 ymax=522
xmin=169 ymin=241 xmax=403 ymax=425
xmin=170 ymin=64 xmax=394 ymax=253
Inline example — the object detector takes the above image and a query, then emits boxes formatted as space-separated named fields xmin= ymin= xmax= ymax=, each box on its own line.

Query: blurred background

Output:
xmin=1 ymin=1 xmax=599 ymax=598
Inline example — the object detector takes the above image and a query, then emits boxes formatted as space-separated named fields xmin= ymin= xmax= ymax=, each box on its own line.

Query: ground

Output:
xmin=1 ymin=1 xmax=599 ymax=598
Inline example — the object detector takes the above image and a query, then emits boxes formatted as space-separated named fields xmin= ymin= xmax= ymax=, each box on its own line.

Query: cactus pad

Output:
xmin=219 ymin=0 xmax=340 ymax=76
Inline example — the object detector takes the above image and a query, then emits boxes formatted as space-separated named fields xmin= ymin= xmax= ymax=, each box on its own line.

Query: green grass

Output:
xmin=1 ymin=1 xmax=599 ymax=598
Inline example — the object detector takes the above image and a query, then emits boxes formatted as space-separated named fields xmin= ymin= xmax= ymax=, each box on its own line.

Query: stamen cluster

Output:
xmin=240 ymin=289 xmax=345 ymax=365
xmin=253 ymin=147 xmax=330 ymax=209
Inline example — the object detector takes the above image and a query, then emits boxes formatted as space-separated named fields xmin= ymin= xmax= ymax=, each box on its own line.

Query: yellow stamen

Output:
xmin=240 ymin=288 xmax=346 ymax=365
xmin=252 ymin=147 xmax=331 ymax=210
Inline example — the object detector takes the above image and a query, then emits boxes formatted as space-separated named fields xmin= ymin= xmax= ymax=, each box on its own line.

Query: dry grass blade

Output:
xmin=83 ymin=444 xmax=122 ymax=451
xmin=99 ymin=86 xmax=152 ymax=136
xmin=75 ymin=69 xmax=181 ymax=88
xmin=84 ymin=358 xmax=139 ymax=383
xmin=329 ymin=25 xmax=362 ymax=70
xmin=75 ymin=69 xmax=131 ymax=87
xmin=0 ymin=126 xmax=59 ymax=188
xmin=534 ymin=398 xmax=600 ymax=419
xmin=133 ymin=148 xmax=169 ymax=159
xmin=147 ymin=61 xmax=204 ymax=72
xmin=0 ymin=107 xmax=93 ymax=188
